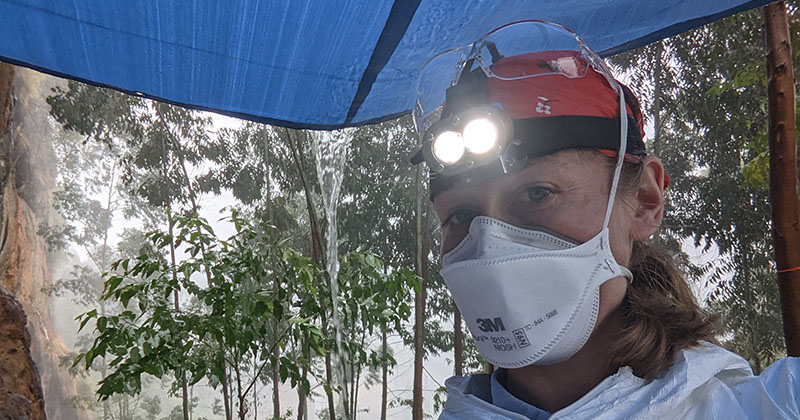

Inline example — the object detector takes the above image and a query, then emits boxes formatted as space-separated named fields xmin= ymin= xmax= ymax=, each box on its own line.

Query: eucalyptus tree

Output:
xmin=198 ymin=122 xmax=306 ymax=245
xmin=41 ymin=91 xmax=171 ymax=419
xmin=198 ymin=118 xmax=426 ymax=419
xmin=199 ymin=121 xmax=313 ymax=418
xmin=200 ymin=122 xmax=333 ymax=419
xmin=338 ymin=116 xmax=418 ymax=268
xmin=48 ymin=81 xmax=216 ymax=420
xmin=335 ymin=250 xmax=416 ymax=420
xmin=338 ymin=116 xmax=418 ymax=417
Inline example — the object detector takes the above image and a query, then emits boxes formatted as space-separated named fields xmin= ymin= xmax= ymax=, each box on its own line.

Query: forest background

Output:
xmin=0 ymin=6 xmax=798 ymax=420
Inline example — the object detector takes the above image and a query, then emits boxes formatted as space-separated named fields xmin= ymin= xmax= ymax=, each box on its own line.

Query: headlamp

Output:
xmin=410 ymin=20 xmax=644 ymax=200
xmin=417 ymin=104 xmax=515 ymax=176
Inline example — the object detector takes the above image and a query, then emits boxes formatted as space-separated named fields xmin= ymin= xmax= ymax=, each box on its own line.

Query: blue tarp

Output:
xmin=0 ymin=0 xmax=773 ymax=129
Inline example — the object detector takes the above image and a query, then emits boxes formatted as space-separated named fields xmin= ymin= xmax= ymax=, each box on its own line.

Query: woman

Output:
xmin=410 ymin=21 xmax=800 ymax=419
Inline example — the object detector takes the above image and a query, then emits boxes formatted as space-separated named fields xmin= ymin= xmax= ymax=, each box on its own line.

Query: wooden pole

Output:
xmin=453 ymin=306 xmax=463 ymax=376
xmin=412 ymin=149 xmax=426 ymax=420
xmin=763 ymin=1 xmax=800 ymax=356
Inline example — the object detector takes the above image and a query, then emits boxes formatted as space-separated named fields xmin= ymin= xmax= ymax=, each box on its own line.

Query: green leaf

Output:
xmin=254 ymin=301 xmax=269 ymax=316
xmin=96 ymin=317 xmax=108 ymax=332
xmin=105 ymin=276 xmax=123 ymax=295
xmin=78 ymin=309 xmax=98 ymax=331
xmin=120 ymin=288 xmax=138 ymax=308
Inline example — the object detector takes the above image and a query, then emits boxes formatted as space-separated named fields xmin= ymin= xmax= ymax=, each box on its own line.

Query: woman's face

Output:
xmin=434 ymin=149 xmax=664 ymax=327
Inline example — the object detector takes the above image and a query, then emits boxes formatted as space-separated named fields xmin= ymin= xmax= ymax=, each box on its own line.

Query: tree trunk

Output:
xmin=0 ymin=285 xmax=46 ymax=420
xmin=282 ymin=128 xmax=325 ymax=265
xmin=0 ymin=63 xmax=87 ymax=420
xmin=322 ymin=314 xmax=337 ymax=420
xmin=168 ymin=213 xmax=190 ymax=420
xmin=350 ymin=348 xmax=357 ymax=420
xmin=380 ymin=327 xmax=388 ymax=420
xmin=222 ymin=366 xmax=233 ymax=420
xmin=284 ymin=127 xmax=336 ymax=419
xmin=235 ymin=360 xmax=245 ymax=420
xmin=261 ymin=129 xmax=282 ymax=420
xmin=296 ymin=337 xmax=308 ymax=420
xmin=753 ymin=349 xmax=763 ymax=375
xmin=0 ymin=76 xmax=44 ymax=420
xmin=652 ymin=40 xmax=664 ymax=156
xmin=101 ymin=305 xmax=109 ymax=420
xmin=190 ymin=385 xmax=194 ymax=420
xmin=763 ymin=1 xmax=800 ymax=357
xmin=412 ymin=166 xmax=429 ymax=420
xmin=272 ymin=353 xmax=280 ymax=418
xmin=159 ymin=130 xmax=190 ymax=420
xmin=272 ymin=292 xmax=281 ymax=420
xmin=742 ymin=269 xmax=762 ymax=374
xmin=295 ymin=276 xmax=308 ymax=420
xmin=98 ymin=164 xmax=115 ymax=420
xmin=0 ymin=61 xmax=11 ymax=140
xmin=252 ymin=356 xmax=257 ymax=420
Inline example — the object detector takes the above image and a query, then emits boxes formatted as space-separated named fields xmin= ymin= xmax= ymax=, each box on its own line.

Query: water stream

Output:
xmin=311 ymin=128 xmax=352 ymax=419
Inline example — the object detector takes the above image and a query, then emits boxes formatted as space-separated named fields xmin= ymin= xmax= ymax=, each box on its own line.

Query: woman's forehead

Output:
xmin=434 ymin=150 xmax=606 ymax=207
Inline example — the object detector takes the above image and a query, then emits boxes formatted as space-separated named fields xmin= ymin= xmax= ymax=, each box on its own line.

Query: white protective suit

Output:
xmin=440 ymin=342 xmax=800 ymax=419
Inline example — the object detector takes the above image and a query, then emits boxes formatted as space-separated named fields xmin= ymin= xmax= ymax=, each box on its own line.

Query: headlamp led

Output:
xmin=431 ymin=130 xmax=464 ymax=164
xmin=417 ymin=104 xmax=516 ymax=176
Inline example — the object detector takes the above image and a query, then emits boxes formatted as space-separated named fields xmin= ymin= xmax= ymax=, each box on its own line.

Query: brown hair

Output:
xmin=604 ymin=153 xmax=718 ymax=380
xmin=614 ymin=241 xmax=719 ymax=379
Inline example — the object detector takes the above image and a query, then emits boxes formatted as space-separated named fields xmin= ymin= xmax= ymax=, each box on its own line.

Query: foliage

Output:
xmin=338 ymin=116 xmax=418 ymax=267
xmin=42 ymin=92 xmax=170 ymax=419
xmin=335 ymin=250 xmax=418 ymax=419
xmin=197 ymin=122 xmax=308 ymax=249
xmin=75 ymin=210 xmax=418 ymax=418
xmin=48 ymin=79 xmax=213 ymax=214
xmin=40 ymin=125 xmax=129 ymax=305
xmin=48 ymin=78 xmax=429 ymax=417
xmin=708 ymin=264 xmax=785 ymax=373
xmin=76 ymin=212 xmax=324 ymax=400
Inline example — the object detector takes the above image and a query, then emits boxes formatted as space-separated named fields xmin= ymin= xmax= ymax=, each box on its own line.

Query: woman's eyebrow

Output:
xmin=435 ymin=184 xmax=484 ymax=208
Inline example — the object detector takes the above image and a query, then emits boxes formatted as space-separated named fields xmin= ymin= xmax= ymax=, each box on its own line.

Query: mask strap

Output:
xmin=602 ymin=83 xmax=628 ymax=229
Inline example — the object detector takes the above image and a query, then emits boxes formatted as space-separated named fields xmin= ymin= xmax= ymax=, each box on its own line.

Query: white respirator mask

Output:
xmin=440 ymin=84 xmax=632 ymax=369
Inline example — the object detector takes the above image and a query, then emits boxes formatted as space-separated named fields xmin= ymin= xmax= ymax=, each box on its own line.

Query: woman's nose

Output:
xmin=477 ymin=193 xmax=511 ymax=224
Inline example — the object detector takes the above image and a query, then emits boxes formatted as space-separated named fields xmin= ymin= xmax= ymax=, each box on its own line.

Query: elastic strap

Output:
xmin=603 ymin=83 xmax=628 ymax=228
xmin=777 ymin=266 xmax=800 ymax=274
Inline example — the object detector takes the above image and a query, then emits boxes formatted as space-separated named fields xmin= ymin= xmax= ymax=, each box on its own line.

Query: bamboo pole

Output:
xmin=763 ymin=1 xmax=800 ymax=356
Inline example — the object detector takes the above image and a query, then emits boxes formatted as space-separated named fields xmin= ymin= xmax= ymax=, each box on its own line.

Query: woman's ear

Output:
xmin=631 ymin=156 xmax=665 ymax=240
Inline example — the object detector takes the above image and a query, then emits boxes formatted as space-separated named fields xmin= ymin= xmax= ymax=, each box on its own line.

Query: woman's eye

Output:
xmin=444 ymin=209 xmax=477 ymax=227
xmin=521 ymin=185 xmax=552 ymax=203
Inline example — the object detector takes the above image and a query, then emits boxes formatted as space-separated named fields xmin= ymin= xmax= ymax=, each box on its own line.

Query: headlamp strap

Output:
xmin=443 ymin=68 xmax=489 ymax=119
xmin=603 ymin=84 xmax=628 ymax=229
xmin=512 ymin=115 xmax=644 ymax=159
